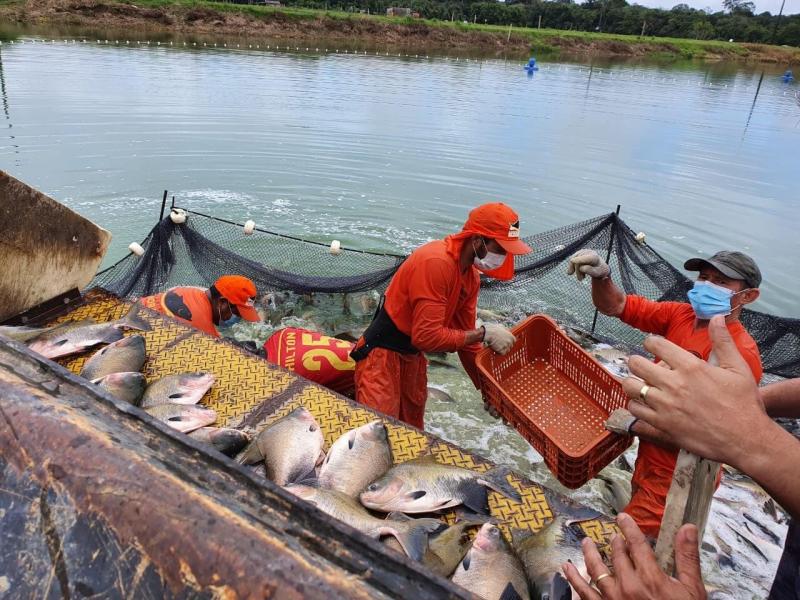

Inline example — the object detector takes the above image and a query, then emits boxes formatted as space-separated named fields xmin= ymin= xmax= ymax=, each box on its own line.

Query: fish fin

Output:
xmin=478 ymin=466 xmax=522 ymax=503
xmin=387 ymin=511 xmax=412 ymax=522
xmin=406 ymin=490 xmax=427 ymax=501
xmin=458 ymin=481 xmax=490 ymax=515
xmin=100 ymin=328 xmax=126 ymax=344
xmin=315 ymin=449 xmax=327 ymax=467
xmin=461 ymin=550 xmax=471 ymax=571
xmin=547 ymin=571 xmax=572 ymax=600
xmin=347 ymin=430 xmax=356 ymax=450
xmin=118 ymin=304 xmax=152 ymax=331
xmin=237 ymin=442 xmax=264 ymax=465
xmin=453 ymin=508 xmax=496 ymax=526
xmin=285 ymin=461 xmax=318 ymax=486
xmin=499 ymin=582 xmax=525 ymax=600
xmin=390 ymin=518 xmax=441 ymax=562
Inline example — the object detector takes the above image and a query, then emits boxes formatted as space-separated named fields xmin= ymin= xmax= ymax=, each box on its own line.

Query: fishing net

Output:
xmin=92 ymin=208 xmax=800 ymax=378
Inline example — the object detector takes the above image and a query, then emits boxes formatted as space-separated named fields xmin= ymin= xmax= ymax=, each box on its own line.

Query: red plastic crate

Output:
xmin=476 ymin=314 xmax=632 ymax=489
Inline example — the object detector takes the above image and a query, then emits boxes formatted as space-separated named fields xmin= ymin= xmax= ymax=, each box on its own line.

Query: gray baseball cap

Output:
xmin=684 ymin=251 xmax=762 ymax=288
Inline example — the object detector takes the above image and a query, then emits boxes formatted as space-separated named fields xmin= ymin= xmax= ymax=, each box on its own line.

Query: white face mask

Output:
xmin=473 ymin=238 xmax=506 ymax=272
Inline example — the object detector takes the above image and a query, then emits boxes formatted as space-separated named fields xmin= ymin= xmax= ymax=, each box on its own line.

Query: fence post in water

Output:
xmin=590 ymin=204 xmax=621 ymax=334
xmin=159 ymin=190 xmax=168 ymax=221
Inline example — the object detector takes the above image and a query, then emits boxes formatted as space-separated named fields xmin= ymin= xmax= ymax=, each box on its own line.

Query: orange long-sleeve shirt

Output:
xmin=383 ymin=238 xmax=483 ymax=358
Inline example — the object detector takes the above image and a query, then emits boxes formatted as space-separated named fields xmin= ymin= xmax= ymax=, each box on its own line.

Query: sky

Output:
xmin=631 ymin=0 xmax=799 ymax=14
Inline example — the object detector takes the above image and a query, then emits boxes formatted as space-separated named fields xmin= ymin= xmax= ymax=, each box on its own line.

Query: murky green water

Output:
xmin=0 ymin=28 xmax=796 ymax=599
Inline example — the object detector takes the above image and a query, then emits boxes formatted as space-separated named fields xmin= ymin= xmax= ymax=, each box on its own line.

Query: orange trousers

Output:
xmin=354 ymin=347 xmax=428 ymax=429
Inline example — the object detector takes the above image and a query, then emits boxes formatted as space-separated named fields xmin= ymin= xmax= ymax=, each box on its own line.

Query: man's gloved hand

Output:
xmin=567 ymin=249 xmax=611 ymax=281
xmin=482 ymin=323 xmax=516 ymax=355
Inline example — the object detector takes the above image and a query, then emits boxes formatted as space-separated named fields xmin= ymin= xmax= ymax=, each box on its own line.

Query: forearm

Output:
xmin=735 ymin=418 xmax=800 ymax=520
xmin=590 ymin=276 xmax=626 ymax=317
xmin=761 ymin=378 xmax=800 ymax=418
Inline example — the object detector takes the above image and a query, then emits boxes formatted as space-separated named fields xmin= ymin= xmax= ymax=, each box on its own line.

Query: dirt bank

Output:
xmin=2 ymin=0 xmax=798 ymax=62
xmin=0 ymin=0 xmax=533 ymax=54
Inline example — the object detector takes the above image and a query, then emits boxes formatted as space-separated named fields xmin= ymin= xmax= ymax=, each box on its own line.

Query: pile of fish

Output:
xmin=237 ymin=408 xmax=591 ymax=599
xmin=0 ymin=307 xmax=250 ymax=457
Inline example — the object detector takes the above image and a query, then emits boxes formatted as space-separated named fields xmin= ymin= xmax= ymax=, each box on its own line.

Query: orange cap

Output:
xmin=463 ymin=203 xmax=532 ymax=255
xmin=213 ymin=275 xmax=260 ymax=322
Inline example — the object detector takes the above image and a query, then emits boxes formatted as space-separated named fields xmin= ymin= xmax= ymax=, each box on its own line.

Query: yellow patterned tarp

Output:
xmin=51 ymin=290 xmax=619 ymax=554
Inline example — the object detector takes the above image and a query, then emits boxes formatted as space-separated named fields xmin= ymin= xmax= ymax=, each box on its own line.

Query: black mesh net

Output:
xmin=92 ymin=209 xmax=800 ymax=378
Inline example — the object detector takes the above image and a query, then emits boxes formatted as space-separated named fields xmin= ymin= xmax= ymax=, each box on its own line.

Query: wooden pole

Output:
xmin=507 ymin=24 xmax=512 ymax=41
xmin=640 ymin=20 xmax=646 ymax=37
xmin=538 ymin=15 xmax=542 ymax=29
xmin=655 ymin=451 xmax=719 ymax=575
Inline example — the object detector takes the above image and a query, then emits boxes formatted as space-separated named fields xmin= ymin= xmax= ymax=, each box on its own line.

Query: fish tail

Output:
xmin=237 ymin=442 xmax=264 ymax=465
xmin=118 ymin=304 xmax=152 ymax=332
xmin=394 ymin=518 xmax=442 ymax=562
xmin=479 ymin=466 xmax=522 ymax=503
xmin=541 ymin=571 xmax=572 ymax=600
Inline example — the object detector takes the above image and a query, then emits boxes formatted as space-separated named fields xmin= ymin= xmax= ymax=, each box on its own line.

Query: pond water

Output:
xmin=0 ymin=29 xmax=797 ymax=599
xmin=0 ymin=32 xmax=798 ymax=316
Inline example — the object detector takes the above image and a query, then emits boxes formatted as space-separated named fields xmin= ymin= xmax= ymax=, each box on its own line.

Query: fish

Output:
xmin=0 ymin=320 xmax=96 ymax=343
xmin=318 ymin=420 xmax=393 ymax=497
xmin=514 ymin=513 xmax=591 ymax=600
xmin=343 ymin=291 xmax=380 ymax=317
xmin=427 ymin=386 xmax=455 ymax=403
xmin=451 ymin=523 xmax=530 ymax=600
xmin=144 ymin=403 xmax=217 ymax=433
xmin=189 ymin=427 xmax=251 ymax=457
xmin=590 ymin=343 xmax=630 ymax=378
xmin=359 ymin=454 xmax=522 ymax=515
xmin=92 ymin=371 xmax=147 ymax=405
xmin=26 ymin=305 xmax=150 ymax=359
xmin=384 ymin=511 xmax=492 ymax=577
xmin=285 ymin=484 xmax=442 ymax=562
xmin=141 ymin=372 xmax=216 ymax=408
xmin=595 ymin=469 xmax=632 ymax=515
xmin=237 ymin=406 xmax=325 ymax=486
xmin=476 ymin=308 xmax=509 ymax=323
xmin=80 ymin=335 xmax=147 ymax=380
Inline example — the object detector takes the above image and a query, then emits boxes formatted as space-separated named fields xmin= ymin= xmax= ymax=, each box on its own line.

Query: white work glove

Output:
xmin=566 ymin=249 xmax=610 ymax=281
xmin=482 ymin=323 xmax=516 ymax=355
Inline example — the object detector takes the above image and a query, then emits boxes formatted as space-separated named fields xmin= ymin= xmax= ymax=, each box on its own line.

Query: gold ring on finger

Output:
xmin=590 ymin=572 xmax=613 ymax=589
xmin=639 ymin=384 xmax=651 ymax=404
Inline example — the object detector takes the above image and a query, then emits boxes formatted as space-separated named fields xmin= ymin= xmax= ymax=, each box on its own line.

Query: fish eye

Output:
xmin=489 ymin=527 xmax=500 ymax=537
xmin=367 ymin=483 xmax=380 ymax=491
xmin=309 ymin=425 xmax=317 ymax=432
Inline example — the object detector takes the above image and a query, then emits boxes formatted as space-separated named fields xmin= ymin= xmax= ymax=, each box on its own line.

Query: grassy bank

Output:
xmin=1 ymin=0 xmax=798 ymax=62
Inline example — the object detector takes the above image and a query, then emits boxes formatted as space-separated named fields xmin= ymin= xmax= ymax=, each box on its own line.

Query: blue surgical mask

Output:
xmin=687 ymin=280 xmax=734 ymax=320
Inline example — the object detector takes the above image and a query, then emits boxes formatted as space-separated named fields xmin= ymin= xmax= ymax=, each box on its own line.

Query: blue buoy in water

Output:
xmin=524 ymin=57 xmax=539 ymax=73
xmin=782 ymin=70 xmax=794 ymax=83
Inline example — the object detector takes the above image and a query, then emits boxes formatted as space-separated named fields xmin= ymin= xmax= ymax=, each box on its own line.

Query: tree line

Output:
xmin=282 ymin=0 xmax=800 ymax=47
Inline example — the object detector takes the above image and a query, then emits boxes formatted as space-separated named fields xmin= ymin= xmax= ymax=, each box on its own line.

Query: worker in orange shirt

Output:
xmin=140 ymin=275 xmax=261 ymax=337
xmin=351 ymin=202 xmax=532 ymax=429
xmin=567 ymin=249 xmax=763 ymax=538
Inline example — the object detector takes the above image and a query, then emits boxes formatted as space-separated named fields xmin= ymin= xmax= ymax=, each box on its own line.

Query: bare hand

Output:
xmin=619 ymin=315 xmax=768 ymax=468
xmin=563 ymin=513 xmax=706 ymax=600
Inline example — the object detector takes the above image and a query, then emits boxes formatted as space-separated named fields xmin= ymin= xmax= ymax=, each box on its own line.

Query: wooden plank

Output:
xmin=0 ymin=170 xmax=111 ymax=321
xmin=0 ymin=336 xmax=470 ymax=599
xmin=654 ymin=450 xmax=719 ymax=575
